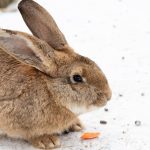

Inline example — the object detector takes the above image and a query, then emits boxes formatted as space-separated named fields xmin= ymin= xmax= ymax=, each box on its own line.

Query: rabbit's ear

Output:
xmin=18 ymin=0 xmax=68 ymax=51
xmin=0 ymin=29 xmax=57 ymax=76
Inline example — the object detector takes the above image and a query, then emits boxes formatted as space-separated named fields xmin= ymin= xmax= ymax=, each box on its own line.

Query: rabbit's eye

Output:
xmin=72 ymin=74 xmax=83 ymax=83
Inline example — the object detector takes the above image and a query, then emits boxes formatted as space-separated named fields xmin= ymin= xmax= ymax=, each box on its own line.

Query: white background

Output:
xmin=0 ymin=0 xmax=150 ymax=149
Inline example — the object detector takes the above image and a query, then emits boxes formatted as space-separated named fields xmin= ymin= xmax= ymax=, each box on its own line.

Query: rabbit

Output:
xmin=0 ymin=0 xmax=112 ymax=149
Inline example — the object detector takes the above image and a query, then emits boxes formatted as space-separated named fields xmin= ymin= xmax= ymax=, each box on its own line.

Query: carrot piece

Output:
xmin=81 ymin=132 xmax=100 ymax=140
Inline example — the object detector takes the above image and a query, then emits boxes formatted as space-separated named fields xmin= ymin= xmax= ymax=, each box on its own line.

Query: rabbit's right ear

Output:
xmin=18 ymin=0 xmax=68 ymax=51
xmin=0 ymin=29 xmax=57 ymax=76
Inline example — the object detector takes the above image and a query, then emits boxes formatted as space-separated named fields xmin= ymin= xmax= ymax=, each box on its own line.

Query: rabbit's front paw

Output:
xmin=70 ymin=121 xmax=84 ymax=132
xmin=30 ymin=135 xmax=60 ymax=149
xmin=63 ymin=120 xmax=84 ymax=134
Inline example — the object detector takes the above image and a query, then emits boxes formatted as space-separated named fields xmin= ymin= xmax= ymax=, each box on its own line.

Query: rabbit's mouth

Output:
xmin=91 ymin=93 xmax=108 ymax=107
xmin=66 ymin=98 xmax=107 ymax=115
xmin=92 ymin=99 xmax=107 ymax=107
xmin=92 ymin=92 xmax=110 ymax=107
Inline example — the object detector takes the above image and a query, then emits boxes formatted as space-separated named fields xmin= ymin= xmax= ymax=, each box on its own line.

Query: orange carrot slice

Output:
xmin=81 ymin=132 xmax=100 ymax=140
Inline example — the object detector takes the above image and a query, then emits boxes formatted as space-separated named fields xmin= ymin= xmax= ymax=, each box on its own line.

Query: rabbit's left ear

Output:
xmin=0 ymin=29 xmax=57 ymax=76
xmin=18 ymin=0 xmax=69 ymax=51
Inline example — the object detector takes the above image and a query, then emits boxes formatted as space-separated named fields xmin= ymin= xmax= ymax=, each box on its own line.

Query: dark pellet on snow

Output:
xmin=135 ymin=120 xmax=141 ymax=126
xmin=100 ymin=120 xmax=107 ymax=125
xmin=141 ymin=93 xmax=145 ymax=96
xmin=119 ymin=94 xmax=123 ymax=97
xmin=122 ymin=56 xmax=125 ymax=60
xmin=104 ymin=108 xmax=109 ymax=112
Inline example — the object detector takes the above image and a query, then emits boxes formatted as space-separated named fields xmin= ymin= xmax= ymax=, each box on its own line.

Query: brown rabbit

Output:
xmin=0 ymin=0 xmax=112 ymax=149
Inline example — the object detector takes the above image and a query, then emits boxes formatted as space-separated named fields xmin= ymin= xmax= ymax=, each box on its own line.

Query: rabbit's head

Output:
xmin=46 ymin=54 xmax=112 ymax=115
xmin=0 ymin=0 xmax=111 ymax=115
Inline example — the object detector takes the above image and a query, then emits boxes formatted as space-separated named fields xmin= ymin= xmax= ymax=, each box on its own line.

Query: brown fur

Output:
xmin=0 ymin=47 xmax=79 ymax=138
xmin=0 ymin=0 xmax=14 ymax=8
xmin=0 ymin=0 xmax=111 ymax=149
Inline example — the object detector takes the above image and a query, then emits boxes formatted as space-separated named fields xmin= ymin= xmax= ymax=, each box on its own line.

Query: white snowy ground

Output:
xmin=0 ymin=0 xmax=150 ymax=149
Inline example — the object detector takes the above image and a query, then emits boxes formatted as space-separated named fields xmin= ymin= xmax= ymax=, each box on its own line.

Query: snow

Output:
xmin=0 ymin=0 xmax=150 ymax=149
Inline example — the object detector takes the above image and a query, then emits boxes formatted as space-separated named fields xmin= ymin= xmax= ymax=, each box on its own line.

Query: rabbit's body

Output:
xmin=0 ymin=48 xmax=79 ymax=139
xmin=0 ymin=0 xmax=111 ymax=149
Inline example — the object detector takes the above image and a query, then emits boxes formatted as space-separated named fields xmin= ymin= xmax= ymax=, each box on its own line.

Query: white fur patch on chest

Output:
xmin=67 ymin=104 xmax=99 ymax=115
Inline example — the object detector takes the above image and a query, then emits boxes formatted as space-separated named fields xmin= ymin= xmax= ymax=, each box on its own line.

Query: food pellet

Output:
xmin=100 ymin=120 xmax=107 ymax=125
xmin=121 ymin=56 xmax=125 ymax=60
xmin=119 ymin=94 xmax=123 ymax=97
xmin=135 ymin=120 xmax=141 ymax=126
xmin=104 ymin=108 xmax=109 ymax=112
